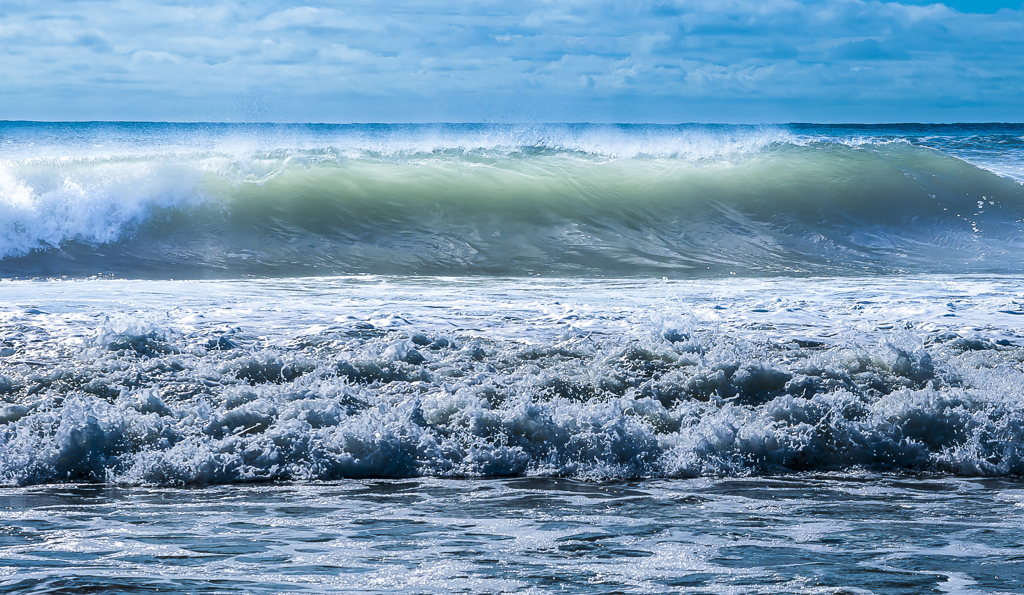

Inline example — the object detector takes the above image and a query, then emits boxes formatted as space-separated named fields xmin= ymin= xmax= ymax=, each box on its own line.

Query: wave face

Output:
xmin=2 ymin=122 xmax=1024 ymax=278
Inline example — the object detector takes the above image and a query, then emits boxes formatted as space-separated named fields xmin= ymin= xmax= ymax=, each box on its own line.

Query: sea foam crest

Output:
xmin=336 ymin=123 xmax=795 ymax=160
xmin=0 ymin=157 xmax=208 ymax=258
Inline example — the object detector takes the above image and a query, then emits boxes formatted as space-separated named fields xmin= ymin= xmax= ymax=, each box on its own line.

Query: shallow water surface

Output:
xmin=2 ymin=476 xmax=1023 ymax=594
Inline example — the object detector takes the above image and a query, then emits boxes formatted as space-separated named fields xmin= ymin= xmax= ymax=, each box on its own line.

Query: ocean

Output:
xmin=1 ymin=122 xmax=1023 ymax=593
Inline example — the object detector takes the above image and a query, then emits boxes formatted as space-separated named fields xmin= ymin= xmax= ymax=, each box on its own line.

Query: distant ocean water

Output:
xmin=1 ymin=122 xmax=1023 ymax=593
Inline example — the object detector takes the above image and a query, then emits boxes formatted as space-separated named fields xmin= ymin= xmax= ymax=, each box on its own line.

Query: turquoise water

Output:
xmin=2 ymin=123 xmax=1023 ymax=278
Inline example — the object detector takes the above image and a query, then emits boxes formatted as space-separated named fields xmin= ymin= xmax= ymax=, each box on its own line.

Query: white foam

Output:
xmin=0 ymin=157 xmax=210 ymax=258
xmin=2 ymin=276 xmax=1024 ymax=485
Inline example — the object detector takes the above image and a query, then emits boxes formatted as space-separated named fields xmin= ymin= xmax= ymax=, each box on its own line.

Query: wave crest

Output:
xmin=2 ymin=139 xmax=1023 ymax=277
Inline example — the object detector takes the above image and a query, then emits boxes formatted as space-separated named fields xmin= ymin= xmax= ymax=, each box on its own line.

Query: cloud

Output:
xmin=73 ymin=32 xmax=114 ymax=53
xmin=0 ymin=0 xmax=1022 ymax=122
xmin=827 ymin=39 xmax=911 ymax=61
xmin=252 ymin=6 xmax=381 ymax=32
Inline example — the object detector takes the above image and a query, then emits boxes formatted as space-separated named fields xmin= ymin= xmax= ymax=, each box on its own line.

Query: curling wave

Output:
xmin=2 ymin=129 xmax=1023 ymax=278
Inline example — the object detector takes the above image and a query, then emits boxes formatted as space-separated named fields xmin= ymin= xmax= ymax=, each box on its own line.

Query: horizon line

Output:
xmin=3 ymin=119 xmax=1023 ymax=126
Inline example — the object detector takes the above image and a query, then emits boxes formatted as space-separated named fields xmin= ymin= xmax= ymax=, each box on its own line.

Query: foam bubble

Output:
xmin=2 ymin=289 xmax=1023 ymax=486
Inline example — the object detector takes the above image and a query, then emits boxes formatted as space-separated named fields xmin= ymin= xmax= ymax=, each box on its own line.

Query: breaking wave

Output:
xmin=2 ymin=123 xmax=1023 ymax=278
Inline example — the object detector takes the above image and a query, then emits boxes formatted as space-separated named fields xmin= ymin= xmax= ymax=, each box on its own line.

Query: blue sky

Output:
xmin=1 ymin=0 xmax=1023 ymax=123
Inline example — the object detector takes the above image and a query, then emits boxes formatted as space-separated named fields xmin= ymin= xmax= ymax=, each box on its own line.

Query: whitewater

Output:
xmin=1 ymin=122 xmax=1023 ymax=594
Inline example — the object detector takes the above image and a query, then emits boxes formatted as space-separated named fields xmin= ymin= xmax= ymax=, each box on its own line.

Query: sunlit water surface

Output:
xmin=2 ymin=476 xmax=1023 ymax=594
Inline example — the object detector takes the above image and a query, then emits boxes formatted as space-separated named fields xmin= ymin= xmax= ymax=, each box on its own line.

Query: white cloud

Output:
xmin=252 ymin=6 xmax=381 ymax=32
xmin=0 ymin=0 xmax=1022 ymax=122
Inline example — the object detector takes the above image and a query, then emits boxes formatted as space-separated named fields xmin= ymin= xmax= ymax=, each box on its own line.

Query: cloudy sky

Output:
xmin=1 ymin=0 xmax=1023 ymax=123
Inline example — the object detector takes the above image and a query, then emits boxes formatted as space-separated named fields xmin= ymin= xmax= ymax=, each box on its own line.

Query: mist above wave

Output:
xmin=0 ymin=122 xmax=797 ymax=162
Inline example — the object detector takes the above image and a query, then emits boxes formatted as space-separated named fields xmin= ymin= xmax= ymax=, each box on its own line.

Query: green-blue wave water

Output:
xmin=3 ymin=122 xmax=1023 ymax=278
